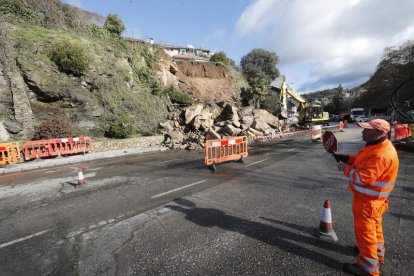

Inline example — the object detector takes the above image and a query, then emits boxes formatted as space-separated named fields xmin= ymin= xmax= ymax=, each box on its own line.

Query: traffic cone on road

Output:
xmin=339 ymin=121 xmax=344 ymax=132
xmin=315 ymin=200 xmax=338 ymax=242
xmin=77 ymin=167 xmax=86 ymax=185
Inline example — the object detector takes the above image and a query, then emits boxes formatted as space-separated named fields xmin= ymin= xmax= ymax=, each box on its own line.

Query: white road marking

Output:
xmin=158 ymin=159 xmax=180 ymax=163
xmin=288 ymin=147 xmax=297 ymax=152
xmin=151 ymin=179 xmax=208 ymax=199
xmin=0 ymin=229 xmax=52 ymax=249
xmin=245 ymin=159 xmax=269 ymax=167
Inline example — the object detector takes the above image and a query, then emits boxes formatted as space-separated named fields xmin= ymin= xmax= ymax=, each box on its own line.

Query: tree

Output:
xmin=209 ymin=51 xmax=230 ymax=65
xmin=104 ymin=14 xmax=125 ymax=35
xmin=240 ymin=48 xmax=280 ymax=82
xmin=332 ymin=84 xmax=345 ymax=112
xmin=248 ymin=77 xmax=269 ymax=109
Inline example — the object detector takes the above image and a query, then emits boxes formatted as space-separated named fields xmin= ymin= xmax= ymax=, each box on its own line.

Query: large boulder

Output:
xmin=206 ymin=103 xmax=222 ymax=120
xmin=222 ymin=124 xmax=241 ymax=136
xmin=241 ymin=115 xmax=254 ymax=128
xmin=206 ymin=129 xmax=221 ymax=140
xmin=193 ymin=107 xmax=214 ymax=131
xmin=4 ymin=120 xmax=23 ymax=134
xmin=239 ymin=106 xmax=254 ymax=117
xmin=185 ymin=103 xmax=204 ymax=124
xmin=253 ymin=109 xmax=280 ymax=129
xmin=217 ymin=103 xmax=239 ymax=123
xmin=247 ymin=127 xmax=263 ymax=136
xmin=251 ymin=120 xmax=272 ymax=133
xmin=159 ymin=121 xmax=174 ymax=132
xmin=165 ymin=130 xmax=184 ymax=144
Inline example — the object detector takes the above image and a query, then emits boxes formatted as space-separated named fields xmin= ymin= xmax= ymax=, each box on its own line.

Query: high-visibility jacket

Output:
xmin=344 ymin=139 xmax=399 ymax=201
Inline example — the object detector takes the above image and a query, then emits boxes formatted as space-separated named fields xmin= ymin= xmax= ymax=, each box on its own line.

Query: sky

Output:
xmin=63 ymin=0 xmax=414 ymax=93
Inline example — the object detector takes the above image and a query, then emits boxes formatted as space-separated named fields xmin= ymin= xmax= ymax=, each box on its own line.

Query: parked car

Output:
xmin=355 ymin=115 xmax=370 ymax=122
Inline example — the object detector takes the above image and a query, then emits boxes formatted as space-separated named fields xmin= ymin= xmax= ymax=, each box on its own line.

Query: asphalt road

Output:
xmin=0 ymin=125 xmax=413 ymax=275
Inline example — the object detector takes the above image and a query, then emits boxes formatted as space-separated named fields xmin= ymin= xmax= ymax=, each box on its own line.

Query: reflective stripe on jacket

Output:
xmin=344 ymin=139 xmax=399 ymax=201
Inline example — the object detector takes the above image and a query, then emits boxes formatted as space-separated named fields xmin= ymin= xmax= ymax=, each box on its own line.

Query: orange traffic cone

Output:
xmin=77 ymin=168 xmax=86 ymax=185
xmin=315 ymin=200 xmax=338 ymax=242
xmin=339 ymin=121 xmax=344 ymax=132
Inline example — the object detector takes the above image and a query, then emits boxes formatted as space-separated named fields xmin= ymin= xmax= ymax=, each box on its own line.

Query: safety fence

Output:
xmin=0 ymin=142 xmax=20 ymax=166
xmin=21 ymin=137 xmax=93 ymax=161
xmin=205 ymin=136 xmax=248 ymax=170
xmin=394 ymin=123 xmax=412 ymax=141
xmin=311 ymin=125 xmax=322 ymax=140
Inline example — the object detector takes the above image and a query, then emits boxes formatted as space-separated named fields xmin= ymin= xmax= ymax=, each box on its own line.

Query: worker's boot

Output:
xmin=353 ymin=246 xmax=384 ymax=264
xmin=343 ymin=263 xmax=370 ymax=276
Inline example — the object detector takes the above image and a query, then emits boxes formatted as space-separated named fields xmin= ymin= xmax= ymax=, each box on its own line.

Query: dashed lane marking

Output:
xmin=151 ymin=179 xmax=208 ymax=199
xmin=0 ymin=229 xmax=53 ymax=249
xmin=245 ymin=159 xmax=269 ymax=167
xmin=158 ymin=159 xmax=180 ymax=163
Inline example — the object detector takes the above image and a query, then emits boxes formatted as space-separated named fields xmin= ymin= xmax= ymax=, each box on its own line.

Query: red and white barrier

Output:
xmin=311 ymin=125 xmax=322 ymax=140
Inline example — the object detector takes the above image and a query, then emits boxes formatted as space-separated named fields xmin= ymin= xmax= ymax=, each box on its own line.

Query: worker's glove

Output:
xmin=337 ymin=162 xmax=346 ymax=171
xmin=333 ymin=153 xmax=349 ymax=163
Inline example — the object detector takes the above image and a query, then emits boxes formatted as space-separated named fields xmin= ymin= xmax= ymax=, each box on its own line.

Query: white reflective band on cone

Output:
xmin=321 ymin=207 xmax=332 ymax=223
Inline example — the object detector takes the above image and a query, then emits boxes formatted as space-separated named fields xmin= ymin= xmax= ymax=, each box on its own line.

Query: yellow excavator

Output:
xmin=270 ymin=76 xmax=330 ymax=127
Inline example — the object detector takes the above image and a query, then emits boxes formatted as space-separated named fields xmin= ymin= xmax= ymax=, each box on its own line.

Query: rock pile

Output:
xmin=159 ymin=102 xmax=291 ymax=150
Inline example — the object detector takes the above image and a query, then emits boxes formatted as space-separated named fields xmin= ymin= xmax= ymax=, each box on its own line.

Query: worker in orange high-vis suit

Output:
xmin=334 ymin=119 xmax=399 ymax=276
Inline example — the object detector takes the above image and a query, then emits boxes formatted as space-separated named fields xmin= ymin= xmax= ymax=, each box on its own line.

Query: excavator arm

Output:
xmin=271 ymin=76 xmax=329 ymax=126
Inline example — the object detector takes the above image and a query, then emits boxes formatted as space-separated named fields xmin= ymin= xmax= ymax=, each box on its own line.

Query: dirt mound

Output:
xmin=176 ymin=62 xmax=239 ymax=103
xmin=177 ymin=62 xmax=229 ymax=78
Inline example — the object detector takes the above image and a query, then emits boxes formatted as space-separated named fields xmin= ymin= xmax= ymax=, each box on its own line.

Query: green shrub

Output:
xmin=163 ymin=86 xmax=193 ymax=105
xmin=32 ymin=117 xmax=72 ymax=140
xmin=105 ymin=115 xmax=139 ymax=139
xmin=104 ymin=14 xmax=125 ymax=36
xmin=209 ymin=51 xmax=230 ymax=65
xmin=0 ymin=0 xmax=37 ymax=24
xmin=50 ymin=40 xmax=91 ymax=76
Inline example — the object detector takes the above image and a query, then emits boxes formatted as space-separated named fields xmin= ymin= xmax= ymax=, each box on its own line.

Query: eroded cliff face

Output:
xmin=0 ymin=23 xmax=246 ymax=142
xmin=155 ymin=51 xmax=247 ymax=104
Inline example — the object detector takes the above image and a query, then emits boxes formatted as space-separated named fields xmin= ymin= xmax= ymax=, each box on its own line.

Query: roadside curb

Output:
xmin=0 ymin=146 xmax=167 ymax=175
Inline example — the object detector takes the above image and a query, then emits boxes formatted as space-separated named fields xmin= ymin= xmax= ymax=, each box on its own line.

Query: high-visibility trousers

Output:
xmin=352 ymin=197 xmax=388 ymax=275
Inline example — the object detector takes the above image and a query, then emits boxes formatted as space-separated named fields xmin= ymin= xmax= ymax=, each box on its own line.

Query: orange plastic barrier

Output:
xmin=204 ymin=136 xmax=248 ymax=170
xmin=0 ymin=142 xmax=20 ymax=165
xmin=394 ymin=123 xmax=411 ymax=141
xmin=21 ymin=137 xmax=93 ymax=161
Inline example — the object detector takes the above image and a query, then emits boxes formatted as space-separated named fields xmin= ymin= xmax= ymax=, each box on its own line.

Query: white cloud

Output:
xmin=236 ymin=0 xmax=414 ymax=92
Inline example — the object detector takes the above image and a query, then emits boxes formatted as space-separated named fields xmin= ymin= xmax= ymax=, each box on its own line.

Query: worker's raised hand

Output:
xmin=337 ymin=162 xmax=346 ymax=171
xmin=333 ymin=153 xmax=349 ymax=163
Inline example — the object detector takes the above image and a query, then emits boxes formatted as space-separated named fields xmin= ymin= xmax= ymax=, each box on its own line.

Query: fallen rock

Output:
xmin=185 ymin=103 xmax=204 ymax=124
xmin=4 ymin=120 xmax=23 ymax=134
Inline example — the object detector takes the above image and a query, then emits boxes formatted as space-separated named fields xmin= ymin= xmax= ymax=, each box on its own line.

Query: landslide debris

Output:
xmin=159 ymin=102 xmax=294 ymax=150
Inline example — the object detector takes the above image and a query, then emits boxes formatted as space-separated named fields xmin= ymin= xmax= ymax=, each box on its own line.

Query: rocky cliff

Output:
xmin=0 ymin=1 xmax=247 ymax=142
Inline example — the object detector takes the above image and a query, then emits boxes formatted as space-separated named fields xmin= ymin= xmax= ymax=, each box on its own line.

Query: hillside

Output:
xmin=303 ymin=41 xmax=414 ymax=115
xmin=355 ymin=41 xmax=414 ymax=110
xmin=0 ymin=0 xmax=247 ymax=141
